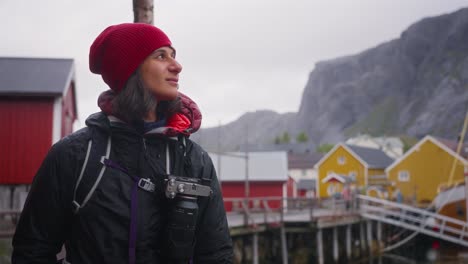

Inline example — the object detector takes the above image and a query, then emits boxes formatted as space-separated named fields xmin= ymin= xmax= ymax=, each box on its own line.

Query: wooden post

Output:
xmin=346 ymin=224 xmax=352 ymax=259
xmin=317 ymin=228 xmax=324 ymax=264
xmin=367 ymin=221 xmax=373 ymax=255
xmin=242 ymin=237 xmax=247 ymax=264
xmin=465 ymin=167 xmax=468 ymax=224
xmin=377 ymin=221 xmax=382 ymax=251
xmin=133 ymin=0 xmax=154 ymax=25
xmin=281 ymin=225 xmax=288 ymax=264
xmin=253 ymin=233 xmax=259 ymax=264
xmin=333 ymin=226 xmax=339 ymax=262
xmin=360 ymin=221 xmax=366 ymax=253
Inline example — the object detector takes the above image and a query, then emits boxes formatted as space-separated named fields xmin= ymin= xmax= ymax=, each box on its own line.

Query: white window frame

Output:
xmin=338 ymin=156 xmax=346 ymax=165
xmin=398 ymin=170 xmax=410 ymax=182
xmin=349 ymin=171 xmax=357 ymax=181
xmin=327 ymin=184 xmax=337 ymax=196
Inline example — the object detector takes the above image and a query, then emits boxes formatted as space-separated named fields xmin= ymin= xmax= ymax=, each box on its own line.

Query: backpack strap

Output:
xmin=72 ymin=128 xmax=111 ymax=214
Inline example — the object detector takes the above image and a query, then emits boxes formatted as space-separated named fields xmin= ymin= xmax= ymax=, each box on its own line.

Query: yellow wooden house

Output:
xmin=386 ymin=136 xmax=468 ymax=204
xmin=316 ymin=143 xmax=394 ymax=198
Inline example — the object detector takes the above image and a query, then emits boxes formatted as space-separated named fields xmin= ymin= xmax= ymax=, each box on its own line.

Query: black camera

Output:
xmin=164 ymin=175 xmax=212 ymax=262
xmin=165 ymin=175 xmax=212 ymax=199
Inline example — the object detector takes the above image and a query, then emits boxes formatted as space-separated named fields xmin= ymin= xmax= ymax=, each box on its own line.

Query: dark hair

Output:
xmin=112 ymin=73 xmax=181 ymax=123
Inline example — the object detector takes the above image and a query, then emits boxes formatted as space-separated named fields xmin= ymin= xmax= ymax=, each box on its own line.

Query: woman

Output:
xmin=12 ymin=23 xmax=233 ymax=264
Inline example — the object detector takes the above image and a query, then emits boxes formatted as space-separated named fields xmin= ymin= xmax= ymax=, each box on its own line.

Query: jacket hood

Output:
xmin=88 ymin=89 xmax=202 ymax=136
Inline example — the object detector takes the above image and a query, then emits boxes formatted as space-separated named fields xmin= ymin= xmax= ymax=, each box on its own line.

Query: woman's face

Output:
xmin=139 ymin=46 xmax=182 ymax=101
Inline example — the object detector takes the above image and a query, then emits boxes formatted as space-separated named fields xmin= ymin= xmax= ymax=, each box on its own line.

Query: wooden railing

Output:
xmin=0 ymin=197 xmax=354 ymax=237
xmin=359 ymin=195 xmax=468 ymax=247
xmin=223 ymin=196 xmax=354 ymax=226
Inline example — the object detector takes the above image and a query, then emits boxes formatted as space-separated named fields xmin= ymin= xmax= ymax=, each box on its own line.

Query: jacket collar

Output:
xmin=94 ymin=89 xmax=202 ymax=137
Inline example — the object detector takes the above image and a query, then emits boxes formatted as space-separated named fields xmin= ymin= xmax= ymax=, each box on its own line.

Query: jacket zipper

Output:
xmin=142 ymin=137 xmax=147 ymax=151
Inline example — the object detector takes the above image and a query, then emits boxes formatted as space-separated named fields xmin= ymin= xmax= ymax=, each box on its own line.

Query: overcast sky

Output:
xmin=1 ymin=0 xmax=467 ymax=129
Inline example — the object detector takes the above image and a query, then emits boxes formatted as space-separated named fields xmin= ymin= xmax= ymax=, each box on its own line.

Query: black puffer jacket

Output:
xmin=12 ymin=112 xmax=233 ymax=264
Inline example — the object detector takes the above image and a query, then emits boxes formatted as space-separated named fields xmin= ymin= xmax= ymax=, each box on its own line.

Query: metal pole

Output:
xmin=317 ymin=228 xmax=324 ymax=264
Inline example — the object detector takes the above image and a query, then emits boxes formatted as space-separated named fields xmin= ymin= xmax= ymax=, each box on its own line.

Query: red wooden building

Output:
xmin=0 ymin=57 xmax=77 ymax=188
xmin=209 ymin=151 xmax=289 ymax=212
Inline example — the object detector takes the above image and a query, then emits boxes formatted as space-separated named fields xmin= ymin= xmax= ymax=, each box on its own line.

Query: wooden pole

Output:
xmin=377 ymin=221 xmax=382 ymax=251
xmin=333 ymin=226 xmax=339 ymax=262
xmin=367 ymin=221 xmax=373 ymax=255
xmin=465 ymin=167 xmax=468 ymax=222
xmin=280 ymin=225 xmax=288 ymax=264
xmin=346 ymin=224 xmax=352 ymax=259
xmin=448 ymin=111 xmax=468 ymax=186
xmin=132 ymin=0 xmax=154 ymax=25
xmin=317 ymin=229 xmax=324 ymax=264
xmin=360 ymin=221 xmax=366 ymax=253
xmin=253 ymin=233 xmax=259 ymax=264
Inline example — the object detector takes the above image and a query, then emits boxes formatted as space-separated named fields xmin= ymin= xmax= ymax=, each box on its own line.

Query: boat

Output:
xmin=433 ymin=112 xmax=468 ymax=224
xmin=434 ymin=180 xmax=467 ymax=223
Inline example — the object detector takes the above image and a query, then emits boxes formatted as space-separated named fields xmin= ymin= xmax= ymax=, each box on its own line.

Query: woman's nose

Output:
xmin=169 ymin=59 xmax=182 ymax=74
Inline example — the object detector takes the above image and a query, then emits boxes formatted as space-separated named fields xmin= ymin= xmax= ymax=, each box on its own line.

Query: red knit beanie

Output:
xmin=89 ymin=23 xmax=172 ymax=92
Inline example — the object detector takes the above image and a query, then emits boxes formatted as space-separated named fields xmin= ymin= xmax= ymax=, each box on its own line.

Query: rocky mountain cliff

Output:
xmin=192 ymin=8 xmax=468 ymax=152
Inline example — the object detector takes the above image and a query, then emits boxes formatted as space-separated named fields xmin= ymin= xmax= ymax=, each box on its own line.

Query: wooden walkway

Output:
xmin=0 ymin=197 xmax=360 ymax=238
xmin=225 ymin=197 xmax=361 ymax=235
xmin=359 ymin=195 xmax=468 ymax=247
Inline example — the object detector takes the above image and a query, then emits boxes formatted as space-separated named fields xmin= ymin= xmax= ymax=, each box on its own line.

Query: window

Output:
xmin=327 ymin=184 xmax=337 ymax=196
xmin=338 ymin=156 xmax=346 ymax=165
xmin=398 ymin=171 xmax=410 ymax=182
xmin=349 ymin=171 xmax=357 ymax=181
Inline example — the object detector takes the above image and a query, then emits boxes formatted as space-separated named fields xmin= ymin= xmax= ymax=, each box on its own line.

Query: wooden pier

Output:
xmin=4 ymin=195 xmax=457 ymax=263
xmin=225 ymin=197 xmax=369 ymax=264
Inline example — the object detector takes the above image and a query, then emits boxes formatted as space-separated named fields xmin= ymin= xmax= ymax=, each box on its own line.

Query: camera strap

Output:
xmin=99 ymin=158 xmax=158 ymax=264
